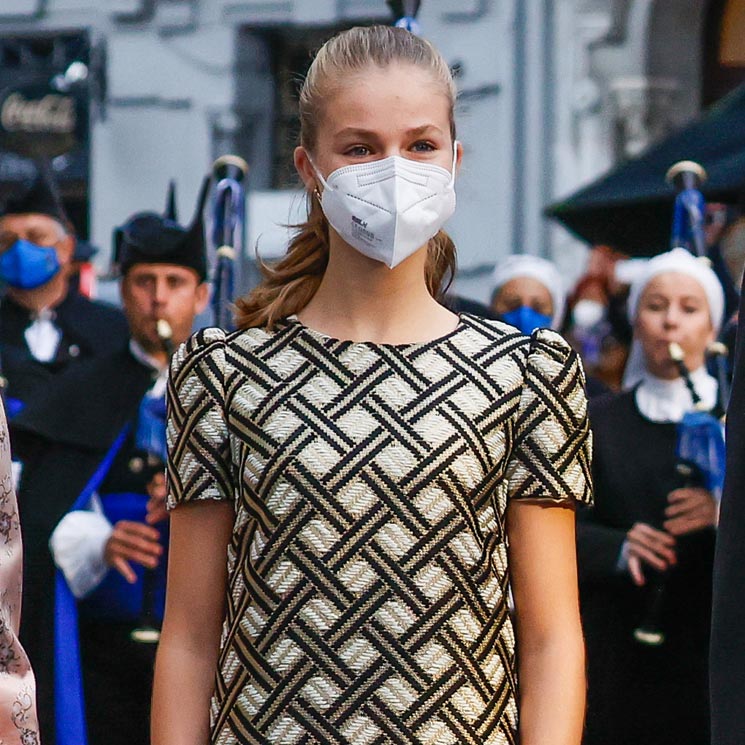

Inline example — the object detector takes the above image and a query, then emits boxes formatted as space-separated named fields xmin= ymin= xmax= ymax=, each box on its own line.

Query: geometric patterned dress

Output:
xmin=166 ymin=313 xmax=592 ymax=745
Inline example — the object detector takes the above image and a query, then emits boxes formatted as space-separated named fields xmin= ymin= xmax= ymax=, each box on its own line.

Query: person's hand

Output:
xmin=663 ymin=487 xmax=717 ymax=536
xmin=145 ymin=470 xmax=168 ymax=525
xmin=104 ymin=520 xmax=163 ymax=584
xmin=626 ymin=522 xmax=677 ymax=587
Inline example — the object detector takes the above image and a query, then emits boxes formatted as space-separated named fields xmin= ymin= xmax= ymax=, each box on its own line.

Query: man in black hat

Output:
xmin=11 ymin=178 xmax=211 ymax=745
xmin=0 ymin=171 xmax=128 ymax=418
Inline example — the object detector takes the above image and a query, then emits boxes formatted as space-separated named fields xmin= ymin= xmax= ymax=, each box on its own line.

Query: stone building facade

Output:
xmin=0 ymin=0 xmax=741 ymax=303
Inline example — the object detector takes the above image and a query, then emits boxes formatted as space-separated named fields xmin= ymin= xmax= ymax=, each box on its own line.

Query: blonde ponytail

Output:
xmin=235 ymin=196 xmax=329 ymax=329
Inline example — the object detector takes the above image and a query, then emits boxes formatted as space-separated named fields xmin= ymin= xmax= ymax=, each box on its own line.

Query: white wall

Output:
xmin=92 ymin=23 xmax=235 ymax=251
xmin=0 ymin=0 xmax=708 ymax=305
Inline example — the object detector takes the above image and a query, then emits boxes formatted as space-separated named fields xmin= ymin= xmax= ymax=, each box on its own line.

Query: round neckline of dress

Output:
xmin=284 ymin=312 xmax=467 ymax=350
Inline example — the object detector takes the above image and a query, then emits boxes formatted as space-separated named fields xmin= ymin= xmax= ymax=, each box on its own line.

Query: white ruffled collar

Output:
xmin=634 ymin=366 xmax=718 ymax=423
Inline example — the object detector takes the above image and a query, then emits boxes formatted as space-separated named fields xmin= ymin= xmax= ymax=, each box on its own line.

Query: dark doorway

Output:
xmin=703 ymin=0 xmax=745 ymax=106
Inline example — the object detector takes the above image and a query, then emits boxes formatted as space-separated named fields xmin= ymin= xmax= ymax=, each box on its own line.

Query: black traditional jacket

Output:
xmin=10 ymin=346 xmax=155 ymax=745
xmin=578 ymin=390 xmax=715 ymax=745
xmin=0 ymin=290 xmax=129 ymax=415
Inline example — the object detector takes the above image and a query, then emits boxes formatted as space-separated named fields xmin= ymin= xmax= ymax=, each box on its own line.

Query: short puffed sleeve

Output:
xmin=506 ymin=328 xmax=593 ymax=505
xmin=166 ymin=327 xmax=233 ymax=509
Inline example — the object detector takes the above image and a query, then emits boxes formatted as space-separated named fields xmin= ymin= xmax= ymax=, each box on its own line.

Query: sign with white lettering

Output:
xmin=0 ymin=82 xmax=86 ymax=157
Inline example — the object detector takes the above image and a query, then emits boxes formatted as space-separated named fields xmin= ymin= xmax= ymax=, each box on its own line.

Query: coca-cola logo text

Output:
xmin=0 ymin=93 xmax=76 ymax=135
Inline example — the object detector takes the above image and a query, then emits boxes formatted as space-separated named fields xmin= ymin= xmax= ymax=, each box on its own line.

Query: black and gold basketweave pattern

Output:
xmin=166 ymin=314 xmax=592 ymax=745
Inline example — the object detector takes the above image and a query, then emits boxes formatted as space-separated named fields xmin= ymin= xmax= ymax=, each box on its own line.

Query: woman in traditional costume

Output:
xmin=578 ymin=248 xmax=723 ymax=745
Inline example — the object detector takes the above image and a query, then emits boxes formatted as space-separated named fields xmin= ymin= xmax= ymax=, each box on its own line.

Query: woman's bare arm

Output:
xmin=507 ymin=501 xmax=586 ymax=745
xmin=151 ymin=500 xmax=234 ymax=745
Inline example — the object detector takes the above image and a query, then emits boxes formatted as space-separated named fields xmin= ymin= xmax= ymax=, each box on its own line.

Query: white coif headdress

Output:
xmin=626 ymin=247 xmax=724 ymax=332
xmin=491 ymin=255 xmax=566 ymax=330
xmin=623 ymin=247 xmax=725 ymax=389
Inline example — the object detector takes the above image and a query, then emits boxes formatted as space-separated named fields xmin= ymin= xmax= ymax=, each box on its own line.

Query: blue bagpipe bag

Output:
xmin=676 ymin=410 xmax=726 ymax=499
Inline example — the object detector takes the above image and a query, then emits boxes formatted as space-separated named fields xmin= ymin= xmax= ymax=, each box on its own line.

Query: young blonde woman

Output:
xmin=152 ymin=26 xmax=591 ymax=745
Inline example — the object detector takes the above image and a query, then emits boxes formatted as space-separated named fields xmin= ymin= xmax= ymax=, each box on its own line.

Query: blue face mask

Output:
xmin=501 ymin=306 xmax=552 ymax=335
xmin=0 ymin=238 xmax=61 ymax=290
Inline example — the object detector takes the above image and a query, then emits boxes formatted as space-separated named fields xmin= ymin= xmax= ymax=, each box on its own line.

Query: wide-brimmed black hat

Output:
xmin=3 ymin=168 xmax=69 ymax=225
xmin=113 ymin=178 xmax=209 ymax=281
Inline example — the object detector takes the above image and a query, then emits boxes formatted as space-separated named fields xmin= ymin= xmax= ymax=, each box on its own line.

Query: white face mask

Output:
xmin=312 ymin=143 xmax=458 ymax=268
xmin=572 ymin=298 xmax=606 ymax=329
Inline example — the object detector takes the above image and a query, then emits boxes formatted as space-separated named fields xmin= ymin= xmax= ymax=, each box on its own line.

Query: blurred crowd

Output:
xmin=0 ymin=163 xmax=740 ymax=744
xmin=458 ymin=202 xmax=745 ymax=403
xmin=457 ymin=202 xmax=743 ymax=744
xmin=0 ymin=170 xmax=210 ymax=745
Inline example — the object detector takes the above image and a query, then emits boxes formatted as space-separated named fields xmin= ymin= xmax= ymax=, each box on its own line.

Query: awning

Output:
xmin=546 ymin=84 xmax=745 ymax=256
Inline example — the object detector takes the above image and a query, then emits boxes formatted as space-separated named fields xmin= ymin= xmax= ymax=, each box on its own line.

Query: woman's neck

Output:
xmin=297 ymin=239 xmax=457 ymax=345
xmin=642 ymin=366 xmax=700 ymax=386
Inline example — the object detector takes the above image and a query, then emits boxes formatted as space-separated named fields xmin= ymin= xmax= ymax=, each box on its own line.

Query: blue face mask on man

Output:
xmin=501 ymin=305 xmax=552 ymax=335
xmin=0 ymin=238 xmax=61 ymax=290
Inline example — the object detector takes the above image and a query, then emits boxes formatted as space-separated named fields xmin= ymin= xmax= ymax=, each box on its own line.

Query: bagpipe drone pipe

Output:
xmin=387 ymin=1 xmax=422 ymax=34
xmin=211 ymin=155 xmax=249 ymax=331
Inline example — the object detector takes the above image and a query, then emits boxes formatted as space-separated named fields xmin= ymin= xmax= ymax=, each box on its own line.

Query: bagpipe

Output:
xmin=109 ymin=150 xmax=249 ymax=639
xmin=107 ymin=153 xmax=250 ymax=641
xmin=81 ymin=319 xmax=174 ymax=647
xmin=105 ymin=155 xmax=250 ymax=641
xmin=666 ymin=160 xmax=708 ymax=258
xmin=633 ymin=341 xmax=726 ymax=646
xmin=56 ymin=160 xmax=250 ymax=743
xmin=666 ymin=160 xmax=732 ymax=407
xmin=211 ymin=155 xmax=249 ymax=331
xmin=72 ymin=331 xmax=173 ymax=655
xmin=633 ymin=162 xmax=727 ymax=647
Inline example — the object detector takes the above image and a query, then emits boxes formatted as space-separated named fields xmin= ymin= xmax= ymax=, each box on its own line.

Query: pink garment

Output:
xmin=0 ymin=406 xmax=39 ymax=744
